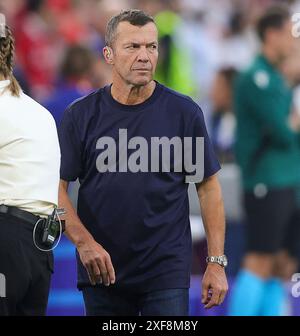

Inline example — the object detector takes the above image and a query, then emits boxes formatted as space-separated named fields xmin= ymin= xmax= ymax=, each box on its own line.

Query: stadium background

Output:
xmin=1 ymin=0 xmax=300 ymax=315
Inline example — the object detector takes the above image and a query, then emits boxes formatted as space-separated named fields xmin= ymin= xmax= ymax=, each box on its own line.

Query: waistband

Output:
xmin=0 ymin=204 xmax=43 ymax=225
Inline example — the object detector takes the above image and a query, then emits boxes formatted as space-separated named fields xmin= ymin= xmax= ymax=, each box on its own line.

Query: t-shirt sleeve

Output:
xmin=58 ymin=105 xmax=83 ymax=181
xmin=184 ymin=104 xmax=221 ymax=183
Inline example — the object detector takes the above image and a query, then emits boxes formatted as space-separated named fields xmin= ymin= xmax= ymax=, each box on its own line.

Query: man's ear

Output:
xmin=103 ymin=46 xmax=114 ymax=65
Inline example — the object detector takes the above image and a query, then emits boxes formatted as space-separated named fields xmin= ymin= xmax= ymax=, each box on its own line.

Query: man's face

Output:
xmin=109 ymin=21 xmax=158 ymax=86
xmin=211 ymin=73 xmax=231 ymax=111
xmin=273 ymin=20 xmax=295 ymax=60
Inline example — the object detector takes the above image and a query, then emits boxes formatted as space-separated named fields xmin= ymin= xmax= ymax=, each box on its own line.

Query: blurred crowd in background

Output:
xmin=1 ymin=0 xmax=300 ymax=162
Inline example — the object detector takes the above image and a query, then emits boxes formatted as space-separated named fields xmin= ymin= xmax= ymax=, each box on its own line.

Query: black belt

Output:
xmin=0 ymin=204 xmax=43 ymax=225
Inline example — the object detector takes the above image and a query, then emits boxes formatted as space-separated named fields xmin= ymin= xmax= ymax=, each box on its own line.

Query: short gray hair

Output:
xmin=105 ymin=9 xmax=155 ymax=47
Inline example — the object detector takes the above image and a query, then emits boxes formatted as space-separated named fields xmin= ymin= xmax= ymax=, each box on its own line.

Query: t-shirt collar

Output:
xmin=103 ymin=80 xmax=163 ymax=112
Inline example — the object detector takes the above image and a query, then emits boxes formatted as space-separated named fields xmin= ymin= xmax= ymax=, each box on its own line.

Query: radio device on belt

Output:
xmin=40 ymin=208 xmax=66 ymax=249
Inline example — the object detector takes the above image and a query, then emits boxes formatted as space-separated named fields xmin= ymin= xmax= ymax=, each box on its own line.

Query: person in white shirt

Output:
xmin=0 ymin=15 xmax=61 ymax=316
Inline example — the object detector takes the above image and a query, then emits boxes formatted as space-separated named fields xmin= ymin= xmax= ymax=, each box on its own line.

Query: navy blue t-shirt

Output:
xmin=59 ymin=81 xmax=220 ymax=292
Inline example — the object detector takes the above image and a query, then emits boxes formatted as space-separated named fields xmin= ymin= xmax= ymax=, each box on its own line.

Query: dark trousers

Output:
xmin=82 ymin=286 xmax=189 ymax=316
xmin=244 ymin=187 xmax=300 ymax=256
xmin=0 ymin=212 xmax=53 ymax=316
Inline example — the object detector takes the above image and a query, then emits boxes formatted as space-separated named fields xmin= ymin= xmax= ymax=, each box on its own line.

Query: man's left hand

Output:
xmin=201 ymin=263 xmax=228 ymax=309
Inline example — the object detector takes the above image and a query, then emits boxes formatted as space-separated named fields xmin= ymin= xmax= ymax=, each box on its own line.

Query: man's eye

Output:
xmin=149 ymin=45 xmax=157 ymax=50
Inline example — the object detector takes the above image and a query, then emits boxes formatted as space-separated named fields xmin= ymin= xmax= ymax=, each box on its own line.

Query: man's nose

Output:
xmin=137 ymin=46 xmax=150 ymax=62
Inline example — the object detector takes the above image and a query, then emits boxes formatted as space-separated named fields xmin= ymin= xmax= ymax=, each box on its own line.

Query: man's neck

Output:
xmin=111 ymin=79 xmax=156 ymax=105
xmin=261 ymin=45 xmax=282 ymax=68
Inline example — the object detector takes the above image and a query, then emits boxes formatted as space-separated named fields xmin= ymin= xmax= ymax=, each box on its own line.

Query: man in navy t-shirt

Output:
xmin=58 ymin=9 xmax=228 ymax=316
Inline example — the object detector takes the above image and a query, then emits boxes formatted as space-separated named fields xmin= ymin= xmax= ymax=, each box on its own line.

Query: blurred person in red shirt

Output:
xmin=14 ymin=0 xmax=63 ymax=100
xmin=48 ymin=0 xmax=92 ymax=45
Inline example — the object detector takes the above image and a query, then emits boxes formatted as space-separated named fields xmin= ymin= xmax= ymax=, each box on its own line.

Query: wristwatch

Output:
xmin=206 ymin=255 xmax=228 ymax=268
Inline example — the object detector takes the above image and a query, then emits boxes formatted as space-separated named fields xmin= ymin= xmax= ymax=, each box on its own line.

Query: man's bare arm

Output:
xmin=59 ymin=180 xmax=115 ymax=286
xmin=196 ymin=173 xmax=228 ymax=309
xmin=196 ymin=174 xmax=225 ymax=256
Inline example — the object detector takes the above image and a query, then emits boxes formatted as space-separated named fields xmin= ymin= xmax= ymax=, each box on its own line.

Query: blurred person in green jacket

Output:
xmin=229 ymin=5 xmax=300 ymax=316
xmin=154 ymin=10 xmax=196 ymax=97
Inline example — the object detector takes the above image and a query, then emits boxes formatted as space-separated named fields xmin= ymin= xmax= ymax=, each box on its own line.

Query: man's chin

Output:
xmin=130 ymin=75 xmax=153 ymax=87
